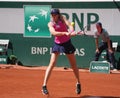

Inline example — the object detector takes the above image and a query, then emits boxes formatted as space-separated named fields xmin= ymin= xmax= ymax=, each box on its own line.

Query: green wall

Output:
xmin=0 ymin=1 xmax=120 ymax=68
xmin=0 ymin=33 xmax=120 ymax=68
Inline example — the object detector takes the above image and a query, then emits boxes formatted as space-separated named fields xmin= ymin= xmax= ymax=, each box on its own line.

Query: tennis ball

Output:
xmin=71 ymin=22 xmax=75 ymax=26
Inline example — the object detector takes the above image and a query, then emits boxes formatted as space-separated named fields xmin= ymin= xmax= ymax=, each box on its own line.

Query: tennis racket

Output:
xmin=77 ymin=24 xmax=96 ymax=36
xmin=71 ymin=22 xmax=95 ymax=36
xmin=77 ymin=24 xmax=89 ymax=35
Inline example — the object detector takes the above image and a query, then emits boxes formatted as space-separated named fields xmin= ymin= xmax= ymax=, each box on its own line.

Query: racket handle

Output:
xmin=76 ymin=31 xmax=84 ymax=35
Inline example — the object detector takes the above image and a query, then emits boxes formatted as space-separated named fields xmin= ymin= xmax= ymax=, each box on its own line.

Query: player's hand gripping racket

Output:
xmin=77 ymin=25 xmax=89 ymax=35
xmin=71 ymin=22 xmax=95 ymax=36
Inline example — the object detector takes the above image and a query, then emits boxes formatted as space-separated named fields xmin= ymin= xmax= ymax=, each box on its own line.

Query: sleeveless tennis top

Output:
xmin=52 ymin=20 xmax=70 ymax=44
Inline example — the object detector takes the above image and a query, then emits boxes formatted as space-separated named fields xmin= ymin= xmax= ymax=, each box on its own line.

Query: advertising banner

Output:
xmin=24 ymin=5 xmax=51 ymax=37
xmin=0 ymin=2 xmax=120 ymax=67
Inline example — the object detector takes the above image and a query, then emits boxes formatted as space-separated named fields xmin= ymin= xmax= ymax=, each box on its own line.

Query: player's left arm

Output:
xmin=107 ymin=37 xmax=113 ymax=53
xmin=105 ymin=30 xmax=113 ymax=53
xmin=62 ymin=16 xmax=76 ymax=36
xmin=63 ymin=16 xmax=74 ymax=31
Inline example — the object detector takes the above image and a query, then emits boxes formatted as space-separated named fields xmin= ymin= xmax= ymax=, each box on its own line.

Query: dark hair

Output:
xmin=96 ymin=22 xmax=102 ymax=28
xmin=51 ymin=9 xmax=60 ymax=14
xmin=51 ymin=9 xmax=65 ymax=23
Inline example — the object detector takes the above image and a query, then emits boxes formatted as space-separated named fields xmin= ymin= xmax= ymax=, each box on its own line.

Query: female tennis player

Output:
xmin=42 ymin=9 xmax=81 ymax=95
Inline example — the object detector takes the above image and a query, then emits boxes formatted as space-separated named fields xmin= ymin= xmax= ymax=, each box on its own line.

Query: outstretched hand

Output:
xmin=65 ymin=31 xmax=85 ymax=37
xmin=77 ymin=31 xmax=85 ymax=35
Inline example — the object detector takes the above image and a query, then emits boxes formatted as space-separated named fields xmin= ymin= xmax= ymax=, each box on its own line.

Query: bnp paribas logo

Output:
xmin=24 ymin=5 xmax=51 ymax=37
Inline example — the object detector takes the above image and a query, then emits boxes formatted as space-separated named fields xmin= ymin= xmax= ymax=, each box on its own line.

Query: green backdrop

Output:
xmin=0 ymin=1 xmax=120 ymax=68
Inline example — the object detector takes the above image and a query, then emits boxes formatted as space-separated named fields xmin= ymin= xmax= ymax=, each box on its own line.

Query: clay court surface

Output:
xmin=0 ymin=64 xmax=120 ymax=98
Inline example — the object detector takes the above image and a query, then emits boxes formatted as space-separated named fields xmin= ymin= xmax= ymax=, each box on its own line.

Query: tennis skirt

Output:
xmin=52 ymin=40 xmax=75 ymax=54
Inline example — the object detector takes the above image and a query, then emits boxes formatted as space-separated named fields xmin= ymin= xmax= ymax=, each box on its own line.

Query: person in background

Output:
xmin=41 ymin=9 xmax=81 ymax=95
xmin=94 ymin=22 xmax=117 ymax=70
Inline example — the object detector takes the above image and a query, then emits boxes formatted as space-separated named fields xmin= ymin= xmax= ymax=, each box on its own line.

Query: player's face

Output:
xmin=51 ymin=14 xmax=59 ymax=22
xmin=96 ymin=24 xmax=102 ymax=34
